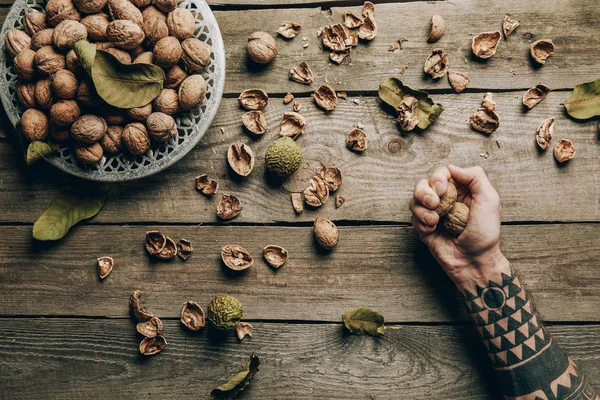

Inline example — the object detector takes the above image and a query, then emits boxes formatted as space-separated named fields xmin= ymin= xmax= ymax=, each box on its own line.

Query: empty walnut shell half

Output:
xmin=503 ymin=15 xmax=520 ymax=38
xmin=448 ymin=71 xmax=469 ymax=93
xmin=177 ymin=238 xmax=193 ymax=260
xmin=523 ymin=84 xmax=550 ymax=109
xmin=471 ymin=31 xmax=501 ymax=59
xmin=262 ymin=245 xmax=288 ymax=269
xmin=314 ymin=217 xmax=339 ymax=250
xmin=291 ymin=193 xmax=303 ymax=214
xmin=313 ymin=84 xmax=337 ymax=111
xmin=221 ymin=245 xmax=254 ymax=271
xmin=280 ymin=111 xmax=307 ymax=138
xmin=242 ymin=110 xmax=267 ymax=135
xmin=434 ymin=182 xmax=457 ymax=216
xmin=554 ymin=139 xmax=575 ymax=163
xmin=470 ymin=108 xmax=499 ymax=134
xmin=195 ymin=174 xmax=218 ymax=196
xmin=236 ymin=322 xmax=253 ymax=340
xmin=97 ymin=256 xmax=114 ymax=279
xmin=318 ymin=167 xmax=342 ymax=192
xmin=238 ymin=89 xmax=268 ymax=110
xmin=530 ymin=39 xmax=555 ymax=65
xmin=427 ymin=15 xmax=444 ymax=43
xmin=139 ymin=335 xmax=167 ymax=356
xmin=347 ymin=128 xmax=367 ymax=152
xmin=362 ymin=1 xmax=375 ymax=17
xmin=322 ymin=23 xmax=348 ymax=52
xmin=358 ymin=14 xmax=377 ymax=40
xmin=343 ymin=11 xmax=363 ymax=29
xmin=180 ymin=301 xmax=205 ymax=331
xmin=289 ymin=61 xmax=314 ymax=84
xmin=217 ymin=194 xmax=243 ymax=220
xmin=227 ymin=142 xmax=255 ymax=177
xmin=535 ymin=117 xmax=555 ymax=151
xmin=130 ymin=290 xmax=154 ymax=322
xmin=424 ymin=48 xmax=449 ymax=79
xmin=304 ymin=174 xmax=329 ymax=207
xmin=156 ymin=236 xmax=178 ymax=260
xmin=277 ymin=21 xmax=301 ymax=39
xmin=396 ymin=96 xmax=420 ymax=131
xmin=145 ymin=231 xmax=166 ymax=256
xmin=137 ymin=316 xmax=163 ymax=338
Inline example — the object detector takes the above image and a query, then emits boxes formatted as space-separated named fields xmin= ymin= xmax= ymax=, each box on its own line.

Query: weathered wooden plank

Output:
xmin=0 ymin=224 xmax=598 ymax=321
xmin=0 ymin=319 xmax=599 ymax=399
xmin=1 ymin=93 xmax=598 ymax=224
xmin=0 ymin=0 xmax=437 ymax=6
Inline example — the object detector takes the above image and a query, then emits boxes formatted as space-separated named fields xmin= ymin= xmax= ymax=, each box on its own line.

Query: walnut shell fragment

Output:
xmin=236 ymin=322 xmax=253 ymax=340
xmin=304 ymin=174 xmax=329 ymax=207
xmin=482 ymin=92 xmax=496 ymax=111
xmin=195 ymin=174 xmax=218 ymax=196
xmin=180 ymin=301 xmax=205 ymax=331
xmin=346 ymin=128 xmax=367 ymax=152
xmin=314 ymin=217 xmax=339 ymax=250
xmin=130 ymin=290 xmax=154 ymax=322
xmin=362 ymin=1 xmax=375 ymax=17
xmin=434 ymin=182 xmax=457 ymax=216
xmin=318 ymin=167 xmax=342 ymax=192
xmin=97 ymin=256 xmax=114 ymax=279
xmin=443 ymin=202 xmax=469 ymax=236
xmin=291 ymin=193 xmax=303 ymax=214
xmin=358 ymin=14 xmax=376 ymax=40
xmin=472 ymin=31 xmax=501 ymax=59
xmin=424 ymin=48 xmax=449 ymax=79
xmin=277 ymin=21 xmax=301 ymax=39
xmin=139 ymin=335 xmax=167 ymax=356
xmin=396 ymin=96 xmax=420 ymax=131
xmin=289 ymin=61 xmax=314 ymax=84
xmin=262 ymin=245 xmax=288 ymax=269
xmin=221 ymin=245 xmax=253 ymax=271
xmin=427 ymin=15 xmax=444 ymax=43
xmin=242 ymin=110 xmax=267 ymax=135
xmin=280 ymin=111 xmax=307 ymax=138
xmin=227 ymin=142 xmax=255 ymax=177
xmin=535 ymin=117 xmax=555 ymax=151
xmin=313 ymin=83 xmax=337 ymax=111
xmin=177 ymin=238 xmax=193 ymax=260
xmin=448 ymin=71 xmax=469 ymax=93
xmin=322 ymin=23 xmax=348 ymax=52
xmin=137 ymin=316 xmax=163 ymax=338
xmin=330 ymin=50 xmax=350 ymax=65
xmin=217 ymin=194 xmax=243 ymax=220
xmin=238 ymin=89 xmax=268 ymax=110
xmin=470 ymin=108 xmax=499 ymax=134
xmin=503 ymin=15 xmax=520 ymax=38
xmin=523 ymin=84 xmax=550 ymax=109
xmin=530 ymin=39 xmax=555 ymax=65
xmin=344 ymin=11 xmax=363 ymax=29
xmin=145 ymin=231 xmax=166 ymax=256
xmin=156 ymin=236 xmax=178 ymax=260
xmin=554 ymin=139 xmax=575 ymax=163
xmin=335 ymin=194 xmax=345 ymax=208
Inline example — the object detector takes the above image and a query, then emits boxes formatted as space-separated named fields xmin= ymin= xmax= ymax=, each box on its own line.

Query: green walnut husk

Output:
xmin=207 ymin=294 xmax=243 ymax=332
xmin=265 ymin=137 xmax=303 ymax=177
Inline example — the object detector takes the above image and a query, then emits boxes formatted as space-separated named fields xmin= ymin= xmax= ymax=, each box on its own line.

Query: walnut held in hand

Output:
xmin=443 ymin=202 xmax=469 ymax=236
xmin=435 ymin=182 xmax=457 ymax=216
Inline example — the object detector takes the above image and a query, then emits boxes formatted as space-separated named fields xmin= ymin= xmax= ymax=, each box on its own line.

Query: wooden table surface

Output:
xmin=1 ymin=0 xmax=599 ymax=398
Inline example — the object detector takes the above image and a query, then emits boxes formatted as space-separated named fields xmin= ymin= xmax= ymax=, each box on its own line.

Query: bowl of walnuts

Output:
xmin=0 ymin=0 xmax=225 ymax=181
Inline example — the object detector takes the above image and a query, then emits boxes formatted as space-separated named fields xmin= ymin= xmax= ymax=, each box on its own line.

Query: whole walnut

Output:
xmin=95 ymin=41 xmax=113 ymax=51
xmin=45 ymin=0 xmax=81 ymax=27
xmin=16 ymin=82 xmax=37 ymax=108
xmin=13 ymin=49 xmax=36 ymax=80
xmin=74 ymin=142 xmax=103 ymax=164
xmin=105 ymin=47 xmax=132 ymax=64
xmin=181 ymin=37 xmax=210 ymax=72
xmin=154 ymin=0 xmax=178 ymax=13
xmin=443 ymin=202 xmax=469 ymax=236
xmin=74 ymin=0 xmax=107 ymax=14
xmin=164 ymin=65 xmax=188 ymax=89
xmin=19 ymin=108 xmax=49 ymax=142
xmin=152 ymin=88 xmax=180 ymax=115
xmin=133 ymin=51 xmax=153 ymax=64
xmin=434 ymin=182 xmax=457 ymax=216
xmin=50 ymin=99 xmax=81 ymax=126
xmin=247 ymin=31 xmax=278 ymax=64
xmin=146 ymin=112 xmax=176 ymax=141
xmin=122 ymin=122 xmax=150 ymax=155
xmin=142 ymin=17 xmax=168 ymax=46
xmin=70 ymin=114 xmax=107 ymax=143
xmin=103 ymin=107 xmax=128 ymax=125
xmin=313 ymin=217 xmax=339 ymax=250
xmin=153 ymin=36 xmax=182 ymax=68
xmin=108 ymin=0 xmax=143 ymax=27
xmin=52 ymin=69 xmax=79 ymax=99
xmin=107 ymin=20 xmax=145 ymax=50
xmin=34 ymin=46 xmax=66 ymax=75
xmin=127 ymin=103 xmax=152 ymax=120
xmin=100 ymin=125 xmax=124 ymax=154
xmin=178 ymin=74 xmax=206 ymax=109
xmin=53 ymin=20 xmax=87 ymax=50
xmin=77 ymin=80 xmax=102 ymax=106
xmin=129 ymin=45 xmax=145 ymax=58
xmin=35 ymin=79 xmax=56 ymax=109
xmin=5 ymin=29 xmax=31 ymax=58
xmin=50 ymin=125 xmax=70 ymax=142
xmin=65 ymin=49 xmax=81 ymax=72
xmin=167 ymin=8 xmax=195 ymax=41
xmin=130 ymin=0 xmax=152 ymax=7
xmin=31 ymin=28 xmax=54 ymax=50
xmin=82 ymin=13 xmax=110 ymax=41
xmin=142 ymin=5 xmax=167 ymax=23
xmin=24 ymin=11 xmax=48 ymax=36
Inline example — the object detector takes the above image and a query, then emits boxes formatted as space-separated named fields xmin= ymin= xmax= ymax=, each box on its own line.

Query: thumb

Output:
xmin=448 ymin=165 xmax=492 ymax=195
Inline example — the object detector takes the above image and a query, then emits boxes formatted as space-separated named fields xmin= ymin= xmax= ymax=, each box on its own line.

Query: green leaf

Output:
xmin=342 ymin=307 xmax=385 ymax=336
xmin=564 ymin=77 xmax=600 ymax=120
xmin=378 ymin=78 xmax=444 ymax=130
xmin=26 ymin=141 xmax=59 ymax=166
xmin=73 ymin=40 xmax=96 ymax=75
xmin=210 ymin=354 xmax=260 ymax=399
xmin=33 ymin=187 xmax=106 ymax=241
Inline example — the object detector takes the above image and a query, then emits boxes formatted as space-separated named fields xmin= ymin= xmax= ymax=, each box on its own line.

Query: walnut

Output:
xmin=50 ymin=99 xmax=81 ymax=126
xmin=127 ymin=103 xmax=152 ymax=121
xmin=217 ymin=194 xmax=243 ymax=220
xmin=53 ymin=20 xmax=87 ymax=50
xmin=95 ymin=41 xmax=113 ymax=50
xmin=180 ymin=37 xmax=210 ymax=72
xmin=277 ymin=21 xmax=301 ymax=39
xmin=103 ymin=107 xmax=127 ymax=125
xmin=142 ymin=17 xmax=168 ymax=46
xmin=152 ymin=36 xmax=182 ymax=68
xmin=152 ymin=88 xmax=180 ymax=115
xmin=130 ymin=0 xmax=152 ymax=7
xmin=45 ymin=0 xmax=81 ymax=27
xmin=247 ymin=31 xmax=278 ymax=64
xmin=435 ymin=182 xmax=457 ymax=216
xmin=122 ymin=122 xmax=150 ymax=155
xmin=289 ymin=61 xmax=314 ymax=84
xmin=195 ymin=174 xmax=218 ymax=195
xmin=238 ymin=89 xmax=268 ymax=110
xmin=154 ymin=0 xmax=178 ymax=13
xmin=396 ymin=96 xmax=420 ymax=131
xmin=31 ymin=28 xmax=54 ymax=50
xmin=51 ymin=69 xmax=79 ymax=99
xmin=167 ymin=8 xmax=195 ymax=40
xmin=472 ymin=31 xmax=501 ymax=59
xmin=24 ymin=11 xmax=48 ymax=36
xmin=74 ymin=142 xmax=103 ymax=164
xmin=303 ymin=174 xmax=329 ymax=207
xmin=107 ymin=20 xmax=145 ymax=50
xmin=50 ymin=126 xmax=70 ymax=142
xmin=503 ymin=14 xmax=520 ymax=38
xmin=100 ymin=125 xmax=124 ymax=154
xmin=107 ymin=0 xmax=143 ymax=27
xmin=70 ymin=114 xmax=107 ymax=143
xmin=105 ymin=47 xmax=132 ymax=64
xmin=133 ymin=51 xmax=154 ymax=64
xmin=427 ymin=15 xmax=444 ymax=43
xmin=448 ymin=70 xmax=469 ymax=93
xmin=554 ymin=139 xmax=575 ymax=163
xmin=13 ymin=49 xmax=36 ymax=80
xmin=280 ymin=111 xmax=306 ymax=138
xmin=523 ymin=83 xmax=550 ymax=109
xmin=16 ymin=82 xmax=37 ymax=108
xmin=74 ymin=0 xmax=107 ymax=13
xmin=313 ymin=217 xmax=339 ymax=250
xmin=19 ymin=109 xmax=49 ymax=141
xmin=535 ymin=117 xmax=554 ymax=151
xmin=5 ymin=29 xmax=31 ymax=58
xmin=313 ymin=83 xmax=337 ymax=111
xmin=77 ymin=79 xmax=102 ymax=105
xmin=146 ymin=112 xmax=177 ymax=142
xmin=178 ymin=74 xmax=207 ymax=109
xmin=343 ymin=11 xmax=363 ymax=29
xmin=129 ymin=45 xmax=145 ymax=59
xmin=530 ymin=39 xmax=554 ymax=64
xmin=358 ymin=14 xmax=376 ymax=40
xmin=65 ymin=49 xmax=80 ymax=72
xmin=443 ymin=202 xmax=469 ymax=236
xmin=346 ymin=128 xmax=367 ymax=152
xmin=35 ymin=78 xmax=56 ymax=109
xmin=142 ymin=5 xmax=167 ymax=23
xmin=164 ymin=65 xmax=188 ymax=89
xmin=242 ymin=110 xmax=267 ymax=135
xmin=82 ymin=13 xmax=110 ymax=42
xmin=227 ymin=142 xmax=255 ymax=177
xmin=34 ymin=46 xmax=66 ymax=75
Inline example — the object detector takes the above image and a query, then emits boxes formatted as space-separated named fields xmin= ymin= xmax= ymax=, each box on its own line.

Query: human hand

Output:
xmin=409 ymin=165 xmax=506 ymax=288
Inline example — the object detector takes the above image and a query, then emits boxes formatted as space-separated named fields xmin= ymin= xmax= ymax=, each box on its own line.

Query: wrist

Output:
xmin=451 ymin=249 xmax=510 ymax=292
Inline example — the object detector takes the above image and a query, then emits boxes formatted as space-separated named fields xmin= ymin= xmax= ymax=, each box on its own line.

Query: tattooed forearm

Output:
xmin=461 ymin=266 xmax=599 ymax=400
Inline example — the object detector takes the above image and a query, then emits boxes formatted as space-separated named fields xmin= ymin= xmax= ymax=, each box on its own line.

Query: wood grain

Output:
xmin=1 ymin=224 xmax=598 ymax=321
xmin=1 ymin=93 xmax=598 ymax=224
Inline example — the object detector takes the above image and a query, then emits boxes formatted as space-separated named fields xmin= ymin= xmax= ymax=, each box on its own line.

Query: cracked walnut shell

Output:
xmin=227 ymin=142 xmax=255 ymax=177
xmin=238 ymin=89 xmax=268 ymax=110
xmin=503 ymin=15 xmax=520 ymax=38
xmin=358 ymin=14 xmax=376 ymax=40
xmin=424 ymin=48 xmax=448 ymax=79
xmin=530 ymin=39 xmax=555 ymax=64
xmin=322 ymin=23 xmax=348 ymax=52
xmin=280 ymin=111 xmax=306 ymax=138
xmin=278 ymin=21 xmax=301 ymax=39
xmin=130 ymin=289 xmax=154 ymax=322
xmin=97 ymin=256 xmax=114 ymax=279
xmin=304 ymin=174 xmax=329 ymax=207
xmin=470 ymin=107 xmax=499 ymax=134
xmin=347 ymin=128 xmax=367 ymax=152
xmin=343 ymin=11 xmax=363 ymax=29
xmin=314 ymin=217 xmax=339 ymax=250
xmin=177 ymin=239 xmax=193 ymax=260
xmin=554 ymin=139 xmax=575 ymax=163
xmin=289 ymin=62 xmax=314 ymax=84
xmin=262 ymin=245 xmax=288 ymax=269
xmin=318 ymin=167 xmax=342 ymax=192
xmin=196 ymin=174 xmax=218 ymax=195
xmin=242 ymin=110 xmax=267 ymax=135
xmin=448 ymin=71 xmax=469 ymax=93
xmin=535 ymin=117 xmax=554 ymax=151
xmin=313 ymin=84 xmax=337 ymax=111
xmin=471 ymin=31 xmax=501 ymax=59
xmin=137 ymin=316 xmax=163 ymax=338
xmin=247 ymin=31 xmax=278 ymax=64
xmin=217 ymin=194 xmax=243 ymax=220
xmin=427 ymin=15 xmax=444 ymax=43
xmin=222 ymin=245 xmax=253 ymax=271
xmin=396 ymin=96 xmax=420 ymax=132
xmin=291 ymin=193 xmax=303 ymax=213
xmin=523 ymin=84 xmax=550 ymax=109
xmin=139 ymin=335 xmax=167 ymax=356
xmin=181 ymin=301 xmax=205 ymax=331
